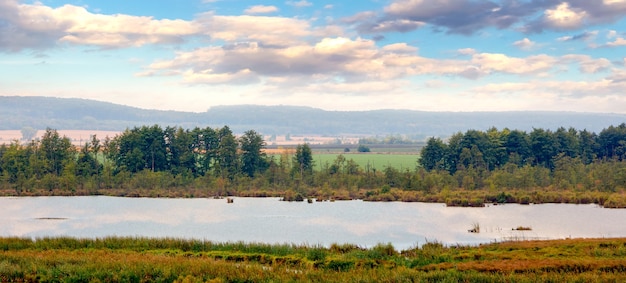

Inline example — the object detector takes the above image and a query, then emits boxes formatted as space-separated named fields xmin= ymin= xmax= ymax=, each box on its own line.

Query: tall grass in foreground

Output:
xmin=1 ymin=237 xmax=626 ymax=282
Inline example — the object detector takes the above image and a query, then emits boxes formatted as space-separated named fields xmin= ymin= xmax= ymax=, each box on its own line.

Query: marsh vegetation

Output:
xmin=1 ymin=237 xmax=625 ymax=282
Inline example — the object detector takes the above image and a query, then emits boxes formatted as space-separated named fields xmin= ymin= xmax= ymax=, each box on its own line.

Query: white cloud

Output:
xmin=513 ymin=38 xmax=536 ymax=51
xmin=286 ymin=0 xmax=312 ymax=7
xmin=607 ymin=30 xmax=618 ymax=39
xmin=560 ymin=54 xmax=611 ymax=73
xmin=0 ymin=0 xmax=198 ymax=50
xmin=604 ymin=0 xmax=626 ymax=5
xmin=244 ymin=5 xmax=278 ymax=15
xmin=607 ymin=37 xmax=626 ymax=47
xmin=196 ymin=13 xmax=313 ymax=46
xmin=544 ymin=2 xmax=587 ymax=30
xmin=457 ymin=48 xmax=477 ymax=55
xmin=471 ymin=53 xmax=556 ymax=75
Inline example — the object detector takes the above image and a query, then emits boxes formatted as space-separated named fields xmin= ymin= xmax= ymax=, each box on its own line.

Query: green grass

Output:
xmin=313 ymin=153 xmax=419 ymax=171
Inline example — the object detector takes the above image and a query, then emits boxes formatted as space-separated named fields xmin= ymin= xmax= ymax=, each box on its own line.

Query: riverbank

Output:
xmin=1 ymin=237 xmax=625 ymax=282
xmin=2 ymin=186 xmax=625 ymax=208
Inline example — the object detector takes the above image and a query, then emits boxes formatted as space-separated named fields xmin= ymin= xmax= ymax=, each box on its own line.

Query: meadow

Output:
xmin=312 ymin=153 xmax=419 ymax=171
xmin=1 ymin=236 xmax=625 ymax=282
xmin=267 ymin=144 xmax=421 ymax=172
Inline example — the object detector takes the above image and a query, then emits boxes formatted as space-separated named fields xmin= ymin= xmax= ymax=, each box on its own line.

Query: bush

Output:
xmin=306 ymin=248 xmax=327 ymax=261
xmin=357 ymin=145 xmax=370 ymax=153
xmin=324 ymin=259 xmax=355 ymax=271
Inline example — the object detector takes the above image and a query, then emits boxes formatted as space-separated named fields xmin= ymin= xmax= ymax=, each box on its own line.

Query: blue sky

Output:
xmin=1 ymin=0 xmax=626 ymax=113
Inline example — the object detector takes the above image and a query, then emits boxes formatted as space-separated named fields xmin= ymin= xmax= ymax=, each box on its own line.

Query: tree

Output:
xmin=530 ymin=128 xmax=558 ymax=169
xmin=505 ymin=130 xmax=531 ymax=166
xmin=554 ymin=127 xmax=579 ymax=158
xmin=293 ymin=143 xmax=313 ymax=179
xmin=142 ymin=125 xmax=167 ymax=172
xmin=76 ymin=141 xmax=100 ymax=178
xmin=597 ymin=123 xmax=626 ymax=160
xmin=191 ymin=126 xmax=219 ymax=176
xmin=165 ymin=127 xmax=196 ymax=175
xmin=40 ymin=128 xmax=74 ymax=176
xmin=420 ymin=137 xmax=447 ymax=171
xmin=239 ymin=130 xmax=268 ymax=177
xmin=215 ymin=126 xmax=239 ymax=179
xmin=357 ymin=145 xmax=370 ymax=152
xmin=578 ymin=129 xmax=598 ymax=164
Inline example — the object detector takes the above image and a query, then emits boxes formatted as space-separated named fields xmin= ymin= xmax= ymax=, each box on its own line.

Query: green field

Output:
xmin=313 ymin=153 xmax=419 ymax=171
xmin=269 ymin=153 xmax=419 ymax=171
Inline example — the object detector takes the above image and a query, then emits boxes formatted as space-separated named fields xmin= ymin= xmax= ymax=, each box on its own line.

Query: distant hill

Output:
xmin=1 ymin=96 xmax=625 ymax=139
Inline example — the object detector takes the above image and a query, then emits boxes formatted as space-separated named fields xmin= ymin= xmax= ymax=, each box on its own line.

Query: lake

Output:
xmin=1 ymin=196 xmax=625 ymax=250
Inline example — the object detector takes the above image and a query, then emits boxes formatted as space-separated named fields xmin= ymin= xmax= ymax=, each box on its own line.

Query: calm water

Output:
xmin=1 ymin=196 xmax=625 ymax=250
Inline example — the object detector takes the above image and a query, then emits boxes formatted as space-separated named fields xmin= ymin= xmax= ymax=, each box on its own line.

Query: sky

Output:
xmin=1 ymin=0 xmax=626 ymax=113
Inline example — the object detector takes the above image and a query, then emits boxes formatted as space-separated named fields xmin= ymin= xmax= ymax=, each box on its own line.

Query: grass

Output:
xmin=268 ymin=152 xmax=419 ymax=172
xmin=1 ymin=236 xmax=626 ymax=282
xmin=313 ymin=153 xmax=419 ymax=171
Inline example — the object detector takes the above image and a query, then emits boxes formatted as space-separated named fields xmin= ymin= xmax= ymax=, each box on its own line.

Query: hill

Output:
xmin=1 ymin=96 xmax=625 ymax=138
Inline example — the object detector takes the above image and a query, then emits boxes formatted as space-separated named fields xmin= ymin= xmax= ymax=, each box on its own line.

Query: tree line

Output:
xmin=420 ymin=124 xmax=626 ymax=172
xmin=1 ymin=124 xmax=626 ymax=207
xmin=0 ymin=126 xmax=315 ymax=196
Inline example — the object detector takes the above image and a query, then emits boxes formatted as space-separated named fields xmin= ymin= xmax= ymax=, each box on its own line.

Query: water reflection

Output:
xmin=1 ymin=196 xmax=625 ymax=250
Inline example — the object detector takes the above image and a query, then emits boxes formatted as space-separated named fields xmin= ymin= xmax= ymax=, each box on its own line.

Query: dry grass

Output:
xmin=2 ymin=237 xmax=626 ymax=282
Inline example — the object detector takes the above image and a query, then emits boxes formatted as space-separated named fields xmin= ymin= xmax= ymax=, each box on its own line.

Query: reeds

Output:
xmin=1 ymin=236 xmax=625 ymax=282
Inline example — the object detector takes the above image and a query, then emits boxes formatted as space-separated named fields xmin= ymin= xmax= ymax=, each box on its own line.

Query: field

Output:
xmin=266 ymin=144 xmax=422 ymax=171
xmin=1 ymin=237 xmax=625 ymax=282
xmin=266 ymin=153 xmax=420 ymax=172
xmin=313 ymin=153 xmax=419 ymax=171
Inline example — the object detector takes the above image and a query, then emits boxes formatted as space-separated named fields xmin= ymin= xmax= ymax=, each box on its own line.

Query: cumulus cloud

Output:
xmin=0 ymin=0 xmax=198 ymax=51
xmin=560 ymin=54 xmax=611 ymax=73
xmin=524 ymin=2 xmax=588 ymax=32
xmin=606 ymin=37 xmax=626 ymax=47
xmin=347 ymin=0 xmax=626 ymax=35
xmin=138 ymin=23 xmax=614 ymax=91
xmin=244 ymin=5 xmax=278 ymax=15
xmin=195 ymin=13 xmax=313 ymax=47
xmin=472 ymin=75 xmax=626 ymax=100
xmin=544 ymin=2 xmax=587 ymax=30
xmin=513 ymin=38 xmax=537 ymax=50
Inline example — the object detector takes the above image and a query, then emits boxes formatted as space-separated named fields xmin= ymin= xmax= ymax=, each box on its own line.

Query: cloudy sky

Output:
xmin=1 ymin=0 xmax=626 ymax=113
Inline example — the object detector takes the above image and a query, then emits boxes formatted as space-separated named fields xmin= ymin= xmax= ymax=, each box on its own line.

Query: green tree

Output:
xmin=530 ymin=128 xmax=558 ymax=169
xmin=597 ymin=123 xmax=626 ymax=160
xmin=504 ymin=130 xmax=531 ymax=166
xmin=40 ymin=128 xmax=74 ymax=176
xmin=239 ymin=130 xmax=268 ymax=177
xmin=420 ymin=137 xmax=447 ymax=171
xmin=76 ymin=141 xmax=100 ymax=178
xmin=293 ymin=143 xmax=313 ymax=179
xmin=165 ymin=127 xmax=196 ymax=175
xmin=0 ymin=141 xmax=28 ymax=183
xmin=554 ymin=127 xmax=579 ymax=158
xmin=357 ymin=145 xmax=370 ymax=152
xmin=191 ymin=127 xmax=219 ymax=176
xmin=215 ymin=126 xmax=239 ymax=179
xmin=578 ymin=129 xmax=598 ymax=164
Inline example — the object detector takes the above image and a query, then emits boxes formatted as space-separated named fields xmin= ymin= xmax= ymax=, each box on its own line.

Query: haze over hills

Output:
xmin=1 ymin=96 xmax=625 ymax=139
